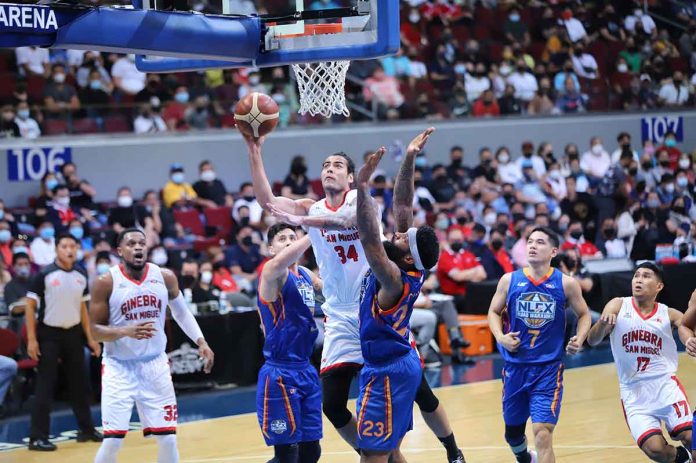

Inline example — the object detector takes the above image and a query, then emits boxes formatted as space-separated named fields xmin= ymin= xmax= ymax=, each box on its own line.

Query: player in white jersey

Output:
xmin=588 ymin=262 xmax=691 ymax=463
xmin=90 ymin=228 xmax=214 ymax=463
xmin=246 ymin=129 xmax=466 ymax=463
xmin=677 ymin=288 xmax=696 ymax=460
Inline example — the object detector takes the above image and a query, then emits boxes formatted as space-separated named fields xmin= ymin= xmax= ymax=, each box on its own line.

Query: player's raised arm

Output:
xmin=563 ymin=275 xmax=591 ymax=354
xmin=243 ymin=134 xmax=314 ymax=217
xmin=268 ymin=196 xmax=357 ymax=231
xmin=586 ymin=297 xmax=622 ymax=346
xmin=393 ymin=128 xmax=435 ymax=232
xmin=90 ymin=273 xmax=156 ymax=342
xmin=487 ymin=273 xmax=520 ymax=352
xmin=678 ymin=289 xmax=696 ymax=356
xmin=161 ymin=268 xmax=214 ymax=373
xmin=356 ymin=148 xmax=404 ymax=308
xmin=260 ymin=235 xmax=312 ymax=302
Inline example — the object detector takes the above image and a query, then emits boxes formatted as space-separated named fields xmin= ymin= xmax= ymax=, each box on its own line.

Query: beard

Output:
xmin=383 ymin=240 xmax=407 ymax=265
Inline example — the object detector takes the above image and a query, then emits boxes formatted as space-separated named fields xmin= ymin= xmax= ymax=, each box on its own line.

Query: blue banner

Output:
xmin=641 ymin=116 xmax=683 ymax=145
xmin=6 ymin=146 xmax=72 ymax=182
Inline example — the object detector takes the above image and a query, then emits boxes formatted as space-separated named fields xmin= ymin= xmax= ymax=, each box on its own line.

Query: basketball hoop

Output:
xmin=292 ymin=60 xmax=351 ymax=118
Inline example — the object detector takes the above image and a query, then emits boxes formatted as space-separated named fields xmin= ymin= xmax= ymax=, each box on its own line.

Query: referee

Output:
xmin=25 ymin=233 xmax=103 ymax=451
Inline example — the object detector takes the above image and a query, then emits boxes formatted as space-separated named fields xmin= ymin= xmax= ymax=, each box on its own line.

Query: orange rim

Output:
xmin=272 ymin=23 xmax=343 ymax=38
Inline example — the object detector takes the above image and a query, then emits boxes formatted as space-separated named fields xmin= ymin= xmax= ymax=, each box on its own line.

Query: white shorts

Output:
xmin=101 ymin=352 xmax=177 ymax=439
xmin=620 ymin=375 xmax=691 ymax=448
xmin=320 ymin=310 xmax=363 ymax=375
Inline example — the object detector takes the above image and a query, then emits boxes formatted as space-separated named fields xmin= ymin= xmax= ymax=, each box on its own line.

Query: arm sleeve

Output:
xmin=169 ymin=292 xmax=204 ymax=344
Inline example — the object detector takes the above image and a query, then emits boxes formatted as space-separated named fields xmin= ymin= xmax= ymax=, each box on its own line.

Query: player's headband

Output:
xmin=407 ymin=227 xmax=425 ymax=271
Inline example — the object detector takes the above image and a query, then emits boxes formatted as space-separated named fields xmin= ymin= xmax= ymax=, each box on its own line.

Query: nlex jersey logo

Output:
xmin=516 ymin=292 xmax=556 ymax=328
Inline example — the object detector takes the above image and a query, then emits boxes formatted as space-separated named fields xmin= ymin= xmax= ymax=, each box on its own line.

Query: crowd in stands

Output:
xmin=1 ymin=0 xmax=696 ymax=136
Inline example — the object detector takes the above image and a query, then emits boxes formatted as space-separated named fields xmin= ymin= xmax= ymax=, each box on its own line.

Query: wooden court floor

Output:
xmin=4 ymin=355 xmax=696 ymax=463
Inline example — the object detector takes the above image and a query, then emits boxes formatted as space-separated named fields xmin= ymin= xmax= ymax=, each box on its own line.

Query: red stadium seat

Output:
xmin=204 ymin=206 xmax=233 ymax=237
xmin=43 ymin=119 xmax=69 ymax=136
xmin=103 ymin=115 xmax=131 ymax=133
xmin=174 ymin=208 xmax=206 ymax=236
xmin=0 ymin=75 xmax=16 ymax=101
xmin=0 ymin=329 xmax=19 ymax=357
xmin=72 ymin=118 xmax=100 ymax=134
xmin=194 ymin=237 xmax=222 ymax=252
xmin=221 ymin=113 xmax=237 ymax=128
xmin=310 ymin=179 xmax=324 ymax=197
xmin=26 ymin=75 xmax=46 ymax=102
xmin=473 ymin=25 xmax=490 ymax=41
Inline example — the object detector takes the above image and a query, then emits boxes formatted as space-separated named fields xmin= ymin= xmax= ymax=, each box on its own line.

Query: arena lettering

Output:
xmin=0 ymin=5 xmax=58 ymax=30
xmin=621 ymin=329 xmax=663 ymax=350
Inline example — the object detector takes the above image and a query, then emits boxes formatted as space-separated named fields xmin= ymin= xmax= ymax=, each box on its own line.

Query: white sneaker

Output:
xmin=529 ymin=450 xmax=538 ymax=463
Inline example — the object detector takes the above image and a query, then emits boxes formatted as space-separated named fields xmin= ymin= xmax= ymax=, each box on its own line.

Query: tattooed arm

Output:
xmin=357 ymin=148 xmax=404 ymax=309
xmin=267 ymin=197 xmax=357 ymax=230
xmin=393 ymin=128 xmax=435 ymax=232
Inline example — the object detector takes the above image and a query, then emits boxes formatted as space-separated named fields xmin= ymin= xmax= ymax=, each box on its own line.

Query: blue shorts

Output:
xmin=502 ymin=361 xmax=564 ymax=426
xmin=256 ymin=360 xmax=322 ymax=446
xmin=356 ymin=350 xmax=421 ymax=452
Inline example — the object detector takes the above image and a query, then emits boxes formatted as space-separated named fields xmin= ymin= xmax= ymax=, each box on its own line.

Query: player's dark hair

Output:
xmin=55 ymin=232 xmax=78 ymax=246
xmin=528 ymin=226 xmax=560 ymax=248
xmin=635 ymin=261 xmax=665 ymax=282
xmin=267 ymin=223 xmax=296 ymax=244
xmin=326 ymin=152 xmax=355 ymax=174
xmin=415 ymin=226 xmax=440 ymax=270
xmin=116 ymin=227 xmax=145 ymax=246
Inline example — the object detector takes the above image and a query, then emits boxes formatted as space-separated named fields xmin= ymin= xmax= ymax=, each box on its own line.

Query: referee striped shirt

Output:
xmin=26 ymin=263 xmax=90 ymax=329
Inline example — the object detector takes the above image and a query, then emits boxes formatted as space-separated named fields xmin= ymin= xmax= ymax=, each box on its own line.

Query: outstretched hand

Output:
xmin=407 ymin=127 xmax=435 ymax=155
xmin=268 ymin=203 xmax=305 ymax=227
xmin=357 ymin=147 xmax=386 ymax=185
xmin=243 ymin=133 xmax=266 ymax=154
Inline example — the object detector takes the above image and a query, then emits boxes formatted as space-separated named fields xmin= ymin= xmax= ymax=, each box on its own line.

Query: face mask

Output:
xmin=273 ymin=93 xmax=287 ymax=104
xmin=13 ymin=246 xmax=28 ymax=255
xmin=456 ymin=217 xmax=467 ymax=225
xmin=509 ymin=13 xmax=520 ymax=21
xmin=673 ymin=206 xmax=686 ymax=216
xmin=569 ymin=230 xmax=583 ymax=240
xmin=558 ymin=222 xmax=569 ymax=233
xmin=484 ymin=212 xmax=497 ymax=226
xmin=171 ymin=172 xmax=185 ymax=184
xmin=243 ymin=195 xmax=255 ymax=202
xmin=665 ymin=183 xmax=675 ymax=193
xmin=603 ymin=228 xmax=617 ymax=239
xmin=591 ymin=144 xmax=604 ymax=155
xmin=117 ymin=196 xmax=133 ymax=208
xmin=450 ymin=242 xmax=463 ymax=253
xmin=40 ymin=227 xmax=55 ymax=240
xmin=151 ymin=249 xmax=168 ymax=266
xmin=0 ymin=230 xmax=10 ymax=243
xmin=201 ymin=271 xmax=213 ymax=284
xmin=409 ymin=12 xmax=420 ymax=23
xmin=249 ymin=75 xmax=261 ymax=85
xmin=679 ymin=159 xmax=691 ymax=169
xmin=181 ymin=275 xmax=195 ymax=288
xmin=647 ymin=199 xmax=661 ymax=208
xmin=89 ymin=80 xmax=102 ymax=90
xmin=55 ymin=196 xmax=70 ymax=207
xmin=53 ymin=73 xmax=66 ymax=84
xmin=239 ymin=217 xmax=250 ymax=227
xmin=617 ymin=64 xmax=628 ymax=73
xmin=69 ymin=227 xmax=84 ymax=240
xmin=523 ymin=152 xmax=532 ymax=158
xmin=665 ymin=139 xmax=677 ymax=148
xmin=677 ymin=177 xmax=689 ymax=188
xmin=660 ymin=160 xmax=671 ymax=167
xmin=76 ymin=249 xmax=84 ymax=261
xmin=46 ymin=178 xmax=59 ymax=191
xmin=512 ymin=213 xmax=525 ymax=222
xmin=498 ymin=154 xmax=510 ymax=163
xmin=549 ymin=169 xmax=561 ymax=178
xmin=454 ymin=64 xmax=466 ymax=75
xmin=491 ymin=239 xmax=503 ymax=251
xmin=628 ymin=167 xmax=638 ymax=176
xmin=96 ymin=262 xmax=110 ymax=275
xmin=435 ymin=219 xmax=450 ymax=230
xmin=241 ymin=236 xmax=254 ymax=247
xmin=17 ymin=109 xmax=30 ymax=119
xmin=566 ymin=258 xmax=577 ymax=270
xmin=175 ymin=92 xmax=189 ymax=104
xmin=15 ymin=265 xmax=31 ymax=278
xmin=199 ymin=170 xmax=216 ymax=182
xmin=415 ymin=157 xmax=427 ymax=167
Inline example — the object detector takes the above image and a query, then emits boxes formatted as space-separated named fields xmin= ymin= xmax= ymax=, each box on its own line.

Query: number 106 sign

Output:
xmin=6 ymin=146 xmax=72 ymax=181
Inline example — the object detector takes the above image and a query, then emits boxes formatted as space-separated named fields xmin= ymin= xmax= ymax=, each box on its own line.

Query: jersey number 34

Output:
xmin=335 ymin=245 xmax=359 ymax=264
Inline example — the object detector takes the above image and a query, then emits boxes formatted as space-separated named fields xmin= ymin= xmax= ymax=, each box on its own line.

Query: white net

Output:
xmin=291 ymin=60 xmax=351 ymax=118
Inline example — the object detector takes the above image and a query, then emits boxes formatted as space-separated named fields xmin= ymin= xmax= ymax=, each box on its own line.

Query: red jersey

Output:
xmin=560 ymin=240 xmax=600 ymax=257
xmin=493 ymin=248 xmax=514 ymax=274
xmin=436 ymin=249 xmax=482 ymax=296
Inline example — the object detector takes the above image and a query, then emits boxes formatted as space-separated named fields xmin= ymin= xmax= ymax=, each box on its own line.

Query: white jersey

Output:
xmin=609 ymin=297 xmax=678 ymax=387
xmin=106 ymin=263 xmax=170 ymax=361
xmin=307 ymin=190 xmax=371 ymax=316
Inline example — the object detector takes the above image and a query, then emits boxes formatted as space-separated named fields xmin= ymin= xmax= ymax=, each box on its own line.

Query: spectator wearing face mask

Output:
xmin=561 ymin=222 xmax=603 ymax=259
xmin=611 ymin=132 xmax=639 ymax=164
xmin=489 ymin=228 xmax=514 ymax=275
xmin=30 ymin=222 xmax=57 ymax=267
xmin=561 ymin=9 xmax=587 ymax=43
xmin=553 ymin=60 xmax=581 ymax=94
xmin=580 ymin=136 xmax=611 ymax=181
xmin=88 ymin=251 xmax=113 ymax=289
xmin=67 ymin=219 xmax=92 ymax=262
xmin=193 ymin=160 xmax=227 ymax=206
xmin=657 ymin=174 xmax=677 ymax=206
xmin=0 ymin=221 xmax=13 ymax=267
xmin=211 ymin=260 xmax=255 ymax=307
xmin=14 ymin=101 xmax=40 ymax=139
xmin=659 ymin=132 xmax=683 ymax=170
xmin=191 ymin=261 xmax=220 ymax=305
xmin=658 ymin=72 xmax=689 ymax=107
xmin=507 ymin=60 xmax=538 ymax=105
xmin=515 ymin=141 xmax=546 ymax=178
xmin=4 ymin=252 xmax=33 ymax=317
xmin=133 ymin=102 xmax=167 ymax=134
xmin=503 ymin=7 xmax=530 ymax=46
xmin=238 ymin=71 xmax=269 ymax=100
xmin=46 ymin=184 xmax=78 ymax=233
xmin=43 ymin=64 xmax=81 ymax=121
xmin=625 ymin=8 xmax=657 ymax=36
xmin=108 ymin=187 xmax=146 ymax=234
xmin=232 ymin=182 xmax=264 ymax=228
xmin=595 ymin=217 xmax=627 ymax=258
xmin=436 ymin=228 xmax=486 ymax=313
xmin=0 ymin=105 xmax=20 ymax=138
xmin=494 ymin=147 xmax=521 ymax=185
xmin=110 ymin=54 xmax=146 ymax=96
xmin=163 ymin=86 xmax=192 ymax=131
xmin=224 ymin=225 xmax=262 ymax=289
xmin=163 ymin=164 xmax=215 ymax=209
xmin=428 ymin=164 xmax=457 ymax=208
xmin=282 ymin=155 xmax=315 ymax=200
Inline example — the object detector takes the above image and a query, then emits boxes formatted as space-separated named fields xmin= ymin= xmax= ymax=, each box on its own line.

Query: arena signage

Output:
xmin=6 ymin=146 xmax=72 ymax=181
xmin=641 ymin=115 xmax=683 ymax=144
xmin=0 ymin=5 xmax=58 ymax=31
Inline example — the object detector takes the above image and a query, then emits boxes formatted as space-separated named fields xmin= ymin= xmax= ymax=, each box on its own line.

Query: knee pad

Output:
xmin=298 ymin=440 xmax=321 ymax=463
xmin=414 ymin=375 xmax=439 ymax=413
xmin=504 ymin=423 xmax=527 ymax=446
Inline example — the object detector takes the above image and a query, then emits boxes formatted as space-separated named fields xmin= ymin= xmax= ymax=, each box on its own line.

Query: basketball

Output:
xmin=234 ymin=92 xmax=280 ymax=139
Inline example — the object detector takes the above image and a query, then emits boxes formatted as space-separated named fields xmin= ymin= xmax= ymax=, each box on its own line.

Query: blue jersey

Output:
xmin=501 ymin=268 xmax=567 ymax=364
xmin=359 ymin=268 xmax=424 ymax=365
xmin=257 ymin=266 xmax=318 ymax=363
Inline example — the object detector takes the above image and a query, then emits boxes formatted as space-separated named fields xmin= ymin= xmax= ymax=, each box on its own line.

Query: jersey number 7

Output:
xmin=335 ymin=245 xmax=359 ymax=264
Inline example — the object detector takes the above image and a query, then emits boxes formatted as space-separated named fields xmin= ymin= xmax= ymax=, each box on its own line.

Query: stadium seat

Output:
xmin=72 ymin=118 xmax=101 ymax=134
xmin=310 ymin=179 xmax=324 ymax=197
xmin=103 ymin=115 xmax=131 ymax=133
xmin=43 ymin=119 xmax=69 ymax=136
xmin=204 ymin=206 xmax=233 ymax=238
xmin=194 ymin=237 xmax=222 ymax=252
xmin=174 ymin=208 xmax=206 ymax=236
xmin=0 ymin=328 xmax=19 ymax=357
xmin=0 ymin=76 xmax=15 ymax=101
xmin=26 ymin=75 xmax=46 ymax=102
